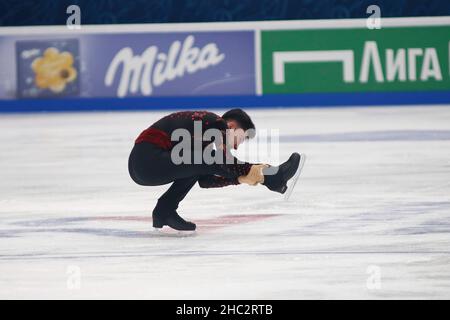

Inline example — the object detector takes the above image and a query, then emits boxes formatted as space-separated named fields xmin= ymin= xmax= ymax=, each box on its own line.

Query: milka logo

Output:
xmin=105 ymin=35 xmax=225 ymax=97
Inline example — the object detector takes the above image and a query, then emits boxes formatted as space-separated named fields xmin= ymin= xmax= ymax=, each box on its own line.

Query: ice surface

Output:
xmin=1 ymin=106 xmax=450 ymax=299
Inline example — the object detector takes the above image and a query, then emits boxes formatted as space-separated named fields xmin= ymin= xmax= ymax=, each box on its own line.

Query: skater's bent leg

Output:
xmin=152 ymin=177 xmax=198 ymax=231
xmin=129 ymin=142 xmax=227 ymax=186
xmin=198 ymin=175 xmax=239 ymax=188
xmin=155 ymin=177 xmax=198 ymax=212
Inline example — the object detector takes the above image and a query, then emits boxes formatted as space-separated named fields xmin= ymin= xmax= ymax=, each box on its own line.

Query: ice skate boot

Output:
xmin=237 ymin=153 xmax=305 ymax=196
xmin=152 ymin=209 xmax=196 ymax=231
xmin=262 ymin=152 xmax=303 ymax=194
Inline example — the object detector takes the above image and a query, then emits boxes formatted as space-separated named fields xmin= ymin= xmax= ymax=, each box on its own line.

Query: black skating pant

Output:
xmin=128 ymin=142 xmax=244 ymax=213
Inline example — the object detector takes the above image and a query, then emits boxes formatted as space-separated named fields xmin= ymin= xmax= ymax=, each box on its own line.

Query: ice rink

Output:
xmin=1 ymin=105 xmax=450 ymax=299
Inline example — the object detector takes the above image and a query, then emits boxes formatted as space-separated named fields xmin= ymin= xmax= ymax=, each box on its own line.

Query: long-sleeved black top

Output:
xmin=136 ymin=110 xmax=252 ymax=188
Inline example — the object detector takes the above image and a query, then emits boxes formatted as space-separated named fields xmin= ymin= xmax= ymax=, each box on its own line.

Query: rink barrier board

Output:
xmin=1 ymin=91 xmax=450 ymax=113
xmin=1 ymin=17 xmax=450 ymax=112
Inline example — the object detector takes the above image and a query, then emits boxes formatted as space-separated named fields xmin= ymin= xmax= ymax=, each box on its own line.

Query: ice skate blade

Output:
xmin=151 ymin=227 xmax=197 ymax=237
xmin=284 ymin=153 xmax=306 ymax=201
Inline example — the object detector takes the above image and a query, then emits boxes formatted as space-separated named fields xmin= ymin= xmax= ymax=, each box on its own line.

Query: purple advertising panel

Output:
xmin=0 ymin=31 xmax=255 ymax=100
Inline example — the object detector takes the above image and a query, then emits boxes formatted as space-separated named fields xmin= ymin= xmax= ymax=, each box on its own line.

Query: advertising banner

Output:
xmin=0 ymin=31 xmax=255 ymax=100
xmin=261 ymin=26 xmax=450 ymax=94
xmin=1 ymin=17 xmax=450 ymax=111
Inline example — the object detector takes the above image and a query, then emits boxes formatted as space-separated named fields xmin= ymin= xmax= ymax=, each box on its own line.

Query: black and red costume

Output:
xmin=128 ymin=111 xmax=253 ymax=214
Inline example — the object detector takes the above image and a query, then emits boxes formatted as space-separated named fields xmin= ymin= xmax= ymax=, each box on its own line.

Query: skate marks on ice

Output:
xmin=150 ymin=213 xmax=283 ymax=237
xmin=2 ymin=214 xmax=283 ymax=239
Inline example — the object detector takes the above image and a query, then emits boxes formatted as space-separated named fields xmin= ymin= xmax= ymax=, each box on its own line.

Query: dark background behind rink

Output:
xmin=0 ymin=0 xmax=449 ymax=26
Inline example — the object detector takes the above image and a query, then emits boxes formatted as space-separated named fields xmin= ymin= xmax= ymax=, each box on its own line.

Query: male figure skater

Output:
xmin=128 ymin=109 xmax=302 ymax=231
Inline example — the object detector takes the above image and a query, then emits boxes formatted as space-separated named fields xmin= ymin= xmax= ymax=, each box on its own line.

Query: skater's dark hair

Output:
xmin=222 ymin=108 xmax=256 ymax=138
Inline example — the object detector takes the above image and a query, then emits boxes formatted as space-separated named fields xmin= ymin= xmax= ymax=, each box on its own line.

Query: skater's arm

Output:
xmin=201 ymin=143 xmax=251 ymax=183
xmin=216 ymin=137 xmax=253 ymax=181
xmin=201 ymin=113 xmax=253 ymax=180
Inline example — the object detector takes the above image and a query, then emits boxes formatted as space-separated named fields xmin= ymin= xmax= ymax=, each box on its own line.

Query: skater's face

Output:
xmin=226 ymin=120 xmax=247 ymax=149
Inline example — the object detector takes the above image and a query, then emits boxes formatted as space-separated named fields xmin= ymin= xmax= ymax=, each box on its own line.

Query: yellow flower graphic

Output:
xmin=31 ymin=47 xmax=77 ymax=93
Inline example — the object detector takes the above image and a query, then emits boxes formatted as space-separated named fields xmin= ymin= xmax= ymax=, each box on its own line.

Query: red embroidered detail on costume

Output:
xmin=135 ymin=127 xmax=172 ymax=150
xmin=191 ymin=111 xmax=209 ymax=121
